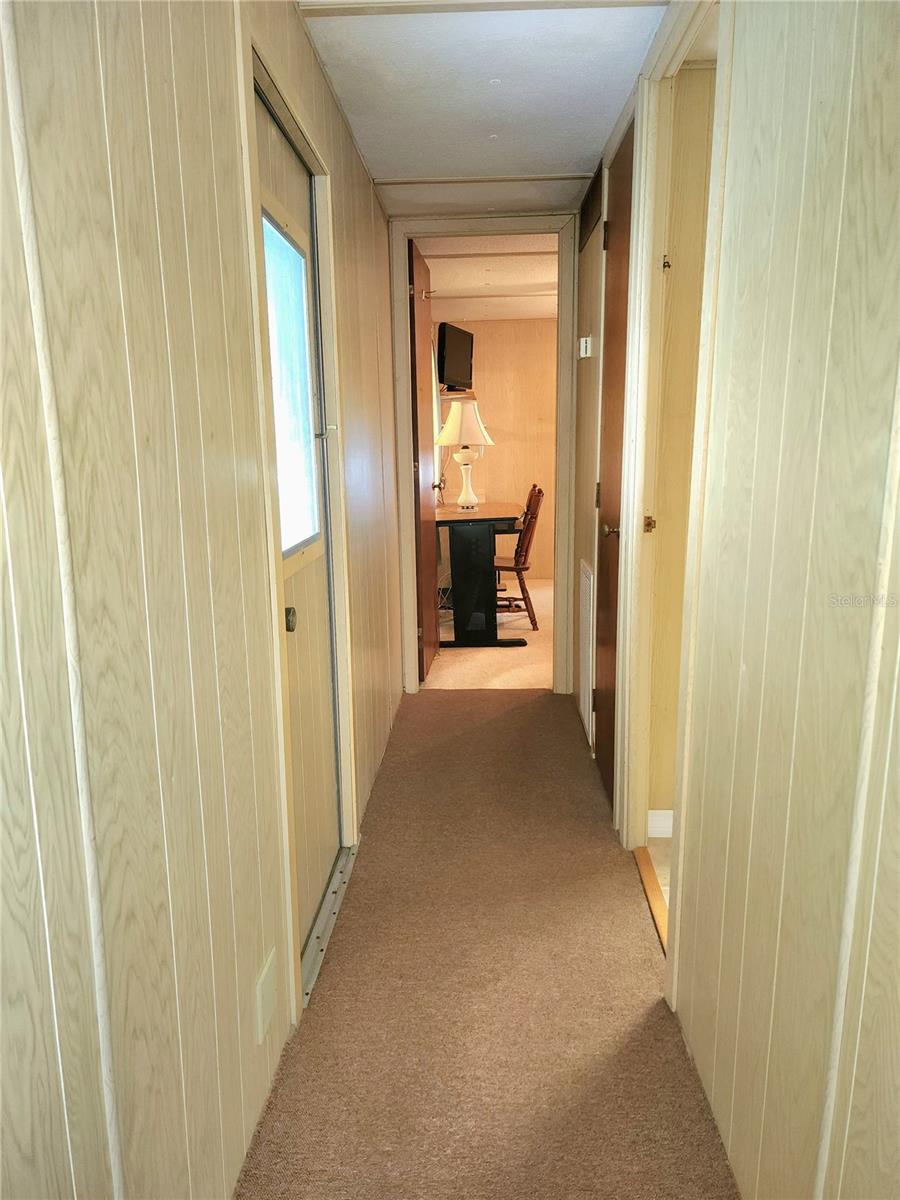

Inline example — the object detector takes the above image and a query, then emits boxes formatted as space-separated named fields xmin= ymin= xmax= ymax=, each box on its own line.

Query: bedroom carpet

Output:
xmin=234 ymin=690 xmax=737 ymax=1200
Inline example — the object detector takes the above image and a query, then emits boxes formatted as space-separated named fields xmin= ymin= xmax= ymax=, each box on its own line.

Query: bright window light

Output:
xmin=262 ymin=216 xmax=321 ymax=553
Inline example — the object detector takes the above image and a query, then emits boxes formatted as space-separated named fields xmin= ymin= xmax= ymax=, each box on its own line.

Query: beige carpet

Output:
xmin=235 ymin=691 xmax=737 ymax=1200
xmin=423 ymin=579 xmax=554 ymax=689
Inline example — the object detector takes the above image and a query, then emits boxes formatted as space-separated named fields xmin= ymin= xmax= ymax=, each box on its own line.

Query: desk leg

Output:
xmin=441 ymin=522 xmax=527 ymax=648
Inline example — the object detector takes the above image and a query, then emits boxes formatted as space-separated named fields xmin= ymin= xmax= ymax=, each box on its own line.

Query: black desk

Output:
xmin=435 ymin=503 xmax=526 ymax=648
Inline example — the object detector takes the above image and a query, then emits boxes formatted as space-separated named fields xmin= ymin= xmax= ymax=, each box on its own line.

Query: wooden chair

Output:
xmin=495 ymin=485 xmax=543 ymax=630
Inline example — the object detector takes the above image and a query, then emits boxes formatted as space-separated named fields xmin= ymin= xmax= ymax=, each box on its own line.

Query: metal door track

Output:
xmin=300 ymin=844 xmax=357 ymax=1007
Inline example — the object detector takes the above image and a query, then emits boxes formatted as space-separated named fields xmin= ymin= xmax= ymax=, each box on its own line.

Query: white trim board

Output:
xmin=608 ymin=0 xmax=716 ymax=853
xmin=665 ymin=0 xmax=734 ymax=1011
xmin=389 ymin=212 xmax=578 ymax=697
xmin=647 ymin=809 xmax=673 ymax=839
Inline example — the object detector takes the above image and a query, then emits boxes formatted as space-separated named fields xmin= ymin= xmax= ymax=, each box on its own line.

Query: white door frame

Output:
xmin=389 ymin=213 xmax=578 ymax=696
xmin=602 ymin=0 xmax=731 ymax=1009
xmin=234 ymin=21 xmax=360 ymax=1021
xmin=665 ymin=1 xmax=734 ymax=1009
xmin=603 ymin=1 xmax=717 ymax=851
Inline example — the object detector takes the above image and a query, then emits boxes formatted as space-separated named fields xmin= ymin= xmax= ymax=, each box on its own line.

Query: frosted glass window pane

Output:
xmin=263 ymin=216 xmax=320 ymax=552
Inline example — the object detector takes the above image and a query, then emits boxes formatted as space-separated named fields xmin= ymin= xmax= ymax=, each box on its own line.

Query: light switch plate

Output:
xmin=255 ymin=947 xmax=277 ymax=1044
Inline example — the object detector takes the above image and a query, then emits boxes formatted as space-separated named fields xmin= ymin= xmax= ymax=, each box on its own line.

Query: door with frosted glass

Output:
xmin=256 ymin=96 xmax=341 ymax=963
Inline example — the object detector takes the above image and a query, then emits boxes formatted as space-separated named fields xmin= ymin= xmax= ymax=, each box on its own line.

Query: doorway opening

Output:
xmin=630 ymin=25 xmax=718 ymax=949
xmin=411 ymin=233 xmax=559 ymax=690
xmin=394 ymin=219 xmax=577 ymax=697
xmin=248 ymin=58 xmax=361 ymax=1015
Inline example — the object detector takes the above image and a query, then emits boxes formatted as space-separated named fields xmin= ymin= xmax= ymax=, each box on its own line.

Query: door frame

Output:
xmin=235 ymin=26 xmax=360 ymax=1022
xmin=601 ymin=1 xmax=731 ymax=1006
xmin=600 ymin=0 xmax=718 ymax=851
xmin=389 ymin=213 xmax=578 ymax=696
xmin=665 ymin=3 xmax=734 ymax=1009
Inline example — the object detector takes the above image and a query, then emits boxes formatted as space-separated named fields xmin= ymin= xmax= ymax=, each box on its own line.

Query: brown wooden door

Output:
xmin=409 ymin=242 xmax=439 ymax=681
xmin=594 ymin=121 xmax=634 ymax=801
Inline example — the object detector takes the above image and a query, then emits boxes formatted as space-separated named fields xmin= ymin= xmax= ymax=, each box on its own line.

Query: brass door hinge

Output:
xmin=644 ymin=515 xmax=657 ymax=533
xmin=602 ymin=220 xmax=609 ymax=251
xmin=595 ymin=481 xmax=601 ymax=509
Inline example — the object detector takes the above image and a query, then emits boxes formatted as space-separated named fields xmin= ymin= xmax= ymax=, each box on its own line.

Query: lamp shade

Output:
xmin=436 ymin=396 xmax=494 ymax=447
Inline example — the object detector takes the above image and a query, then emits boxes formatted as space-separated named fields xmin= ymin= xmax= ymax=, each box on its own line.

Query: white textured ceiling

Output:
xmin=306 ymin=5 xmax=667 ymax=215
xmin=421 ymin=234 xmax=558 ymax=321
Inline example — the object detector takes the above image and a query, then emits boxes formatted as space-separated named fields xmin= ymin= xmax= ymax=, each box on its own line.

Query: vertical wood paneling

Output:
xmin=14 ymin=4 xmax=190 ymax=1192
xmin=826 ymin=484 xmax=899 ymax=1200
xmin=760 ymin=0 xmax=899 ymax=1191
xmin=203 ymin=0 xmax=290 ymax=1068
xmin=1 ymin=564 xmax=72 ymax=1200
xmin=675 ymin=2 xmax=900 ymax=1197
xmin=712 ymin=3 xmax=813 ymax=1148
xmin=167 ymin=0 xmax=269 ymax=1139
xmin=689 ymin=2 xmax=787 ymax=1100
xmin=676 ymin=0 xmax=750 ymax=1054
xmin=94 ymin=5 xmax=226 ymax=1192
xmin=139 ymin=1 xmax=248 ymax=1183
xmin=4 ymin=0 xmax=401 ymax=1192
xmin=1 ymin=59 xmax=113 ymax=1198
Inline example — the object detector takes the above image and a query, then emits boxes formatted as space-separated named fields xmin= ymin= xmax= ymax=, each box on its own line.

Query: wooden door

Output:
xmin=409 ymin=242 xmax=439 ymax=680
xmin=256 ymin=97 xmax=341 ymax=957
xmin=594 ymin=121 xmax=634 ymax=800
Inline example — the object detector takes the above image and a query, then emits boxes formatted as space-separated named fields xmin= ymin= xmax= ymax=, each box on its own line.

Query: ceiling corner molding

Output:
xmin=642 ymin=0 xmax=716 ymax=80
xmin=600 ymin=0 xmax=712 ymax=163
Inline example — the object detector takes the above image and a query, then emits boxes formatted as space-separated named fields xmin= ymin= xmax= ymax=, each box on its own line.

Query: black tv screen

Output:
xmin=437 ymin=323 xmax=473 ymax=390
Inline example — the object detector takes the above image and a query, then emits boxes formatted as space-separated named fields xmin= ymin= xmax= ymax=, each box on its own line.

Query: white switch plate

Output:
xmin=577 ymin=336 xmax=595 ymax=359
xmin=255 ymin=947 xmax=277 ymax=1044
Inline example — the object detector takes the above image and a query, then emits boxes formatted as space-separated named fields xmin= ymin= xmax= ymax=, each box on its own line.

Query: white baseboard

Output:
xmin=647 ymin=809 xmax=674 ymax=839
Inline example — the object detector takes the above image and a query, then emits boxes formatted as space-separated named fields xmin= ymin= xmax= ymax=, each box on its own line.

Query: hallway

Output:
xmin=236 ymin=691 xmax=737 ymax=1199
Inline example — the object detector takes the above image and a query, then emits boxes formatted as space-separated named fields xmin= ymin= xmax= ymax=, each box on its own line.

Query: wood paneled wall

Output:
xmin=246 ymin=2 xmax=403 ymax=811
xmin=646 ymin=67 xmax=715 ymax=812
xmin=674 ymin=3 xmax=899 ymax=1198
xmin=573 ymin=221 xmax=604 ymax=715
xmin=1 ymin=1 xmax=400 ymax=1195
xmin=446 ymin=319 xmax=558 ymax=579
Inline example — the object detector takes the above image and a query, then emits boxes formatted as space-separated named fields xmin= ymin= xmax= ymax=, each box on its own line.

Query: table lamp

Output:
xmin=436 ymin=394 xmax=494 ymax=510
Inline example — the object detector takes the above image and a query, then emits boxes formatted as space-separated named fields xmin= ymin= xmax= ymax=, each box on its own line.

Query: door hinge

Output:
xmin=662 ymin=255 xmax=672 ymax=272
xmin=644 ymin=514 xmax=657 ymax=533
xmin=602 ymin=220 xmax=609 ymax=251
xmin=595 ymin=481 xmax=601 ymax=509
xmin=592 ymin=689 xmax=597 ymax=713
xmin=408 ymin=284 xmax=415 ymax=297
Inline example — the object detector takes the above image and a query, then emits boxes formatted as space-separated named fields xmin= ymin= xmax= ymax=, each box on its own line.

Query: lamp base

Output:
xmin=453 ymin=449 xmax=479 ymax=509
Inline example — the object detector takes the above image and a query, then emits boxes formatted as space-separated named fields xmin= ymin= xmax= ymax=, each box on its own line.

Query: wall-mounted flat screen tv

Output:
xmin=437 ymin=322 xmax=473 ymax=391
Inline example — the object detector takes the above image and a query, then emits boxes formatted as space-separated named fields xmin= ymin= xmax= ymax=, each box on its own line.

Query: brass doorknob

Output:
xmin=601 ymin=522 xmax=620 ymax=538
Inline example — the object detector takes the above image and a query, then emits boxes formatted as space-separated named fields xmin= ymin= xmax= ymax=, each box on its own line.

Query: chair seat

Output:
xmin=494 ymin=556 xmax=530 ymax=571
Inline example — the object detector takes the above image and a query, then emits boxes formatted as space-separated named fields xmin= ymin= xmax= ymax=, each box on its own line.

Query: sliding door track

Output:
xmin=300 ymin=845 xmax=357 ymax=1007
